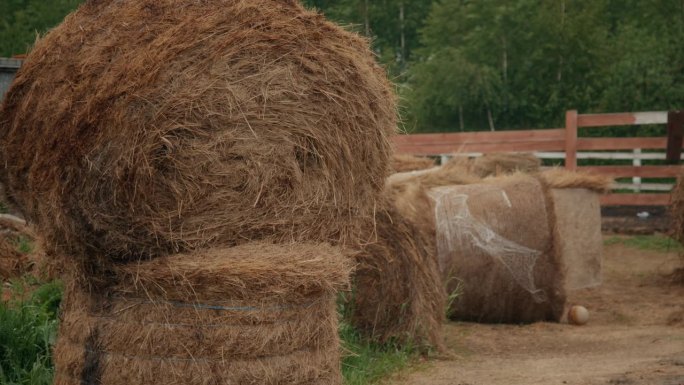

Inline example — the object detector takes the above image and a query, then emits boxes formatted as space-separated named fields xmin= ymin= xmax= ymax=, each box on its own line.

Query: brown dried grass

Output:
xmin=351 ymin=200 xmax=445 ymax=351
xmin=53 ymin=242 xmax=351 ymax=385
xmin=0 ymin=234 xmax=24 ymax=279
xmin=671 ymin=174 xmax=684 ymax=244
xmin=0 ymin=0 xmax=395 ymax=270
xmin=470 ymin=152 xmax=541 ymax=177
xmin=540 ymin=168 xmax=613 ymax=193
xmin=391 ymin=154 xmax=436 ymax=173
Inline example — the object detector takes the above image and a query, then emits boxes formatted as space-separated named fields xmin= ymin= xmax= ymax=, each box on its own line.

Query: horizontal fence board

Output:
xmin=600 ymin=193 xmax=671 ymax=206
xmin=613 ymin=183 xmax=673 ymax=192
xmin=393 ymin=128 xmax=565 ymax=145
xmin=395 ymin=140 xmax=565 ymax=155
xmin=581 ymin=165 xmax=682 ymax=178
xmin=576 ymin=137 xmax=670 ymax=150
xmin=577 ymin=112 xmax=667 ymax=127
xmin=534 ymin=151 xmax=672 ymax=160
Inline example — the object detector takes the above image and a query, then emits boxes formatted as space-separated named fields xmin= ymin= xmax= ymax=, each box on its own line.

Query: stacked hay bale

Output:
xmin=0 ymin=0 xmax=396 ymax=383
xmin=0 ymin=0 xmax=395 ymax=273
xmin=54 ymin=244 xmax=350 ymax=385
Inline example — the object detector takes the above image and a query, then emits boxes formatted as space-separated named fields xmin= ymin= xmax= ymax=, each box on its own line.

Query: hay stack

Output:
xmin=385 ymin=164 xmax=611 ymax=323
xmin=351 ymin=202 xmax=445 ymax=351
xmin=391 ymin=154 xmax=436 ymax=173
xmin=431 ymin=175 xmax=566 ymax=323
xmin=53 ymin=243 xmax=351 ymax=385
xmin=0 ymin=0 xmax=395 ymax=267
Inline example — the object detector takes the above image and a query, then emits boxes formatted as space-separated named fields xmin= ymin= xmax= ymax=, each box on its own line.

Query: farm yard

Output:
xmin=1 ymin=1 xmax=684 ymax=385
xmin=391 ymin=235 xmax=684 ymax=385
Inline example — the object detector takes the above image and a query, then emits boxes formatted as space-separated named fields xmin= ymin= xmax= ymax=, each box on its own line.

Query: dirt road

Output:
xmin=390 ymin=239 xmax=684 ymax=385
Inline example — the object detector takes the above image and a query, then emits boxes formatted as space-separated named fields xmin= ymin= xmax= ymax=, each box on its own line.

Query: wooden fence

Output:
xmin=394 ymin=110 xmax=684 ymax=206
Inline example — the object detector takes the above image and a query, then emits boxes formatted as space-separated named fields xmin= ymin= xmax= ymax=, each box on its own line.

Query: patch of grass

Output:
xmin=340 ymin=321 xmax=416 ymax=385
xmin=604 ymin=235 xmax=683 ymax=253
xmin=15 ymin=236 xmax=34 ymax=254
xmin=0 ymin=201 xmax=8 ymax=214
xmin=0 ymin=279 xmax=62 ymax=385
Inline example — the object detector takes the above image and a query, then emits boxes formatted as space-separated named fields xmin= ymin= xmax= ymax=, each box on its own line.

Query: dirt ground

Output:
xmin=390 ymin=238 xmax=684 ymax=385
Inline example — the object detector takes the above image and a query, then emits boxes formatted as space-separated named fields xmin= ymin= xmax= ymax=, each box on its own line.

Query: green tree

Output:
xmin=407 ymin=0 xmax=612 ymax=132
xmin=0 ymin=0 xmax=82 ymax=57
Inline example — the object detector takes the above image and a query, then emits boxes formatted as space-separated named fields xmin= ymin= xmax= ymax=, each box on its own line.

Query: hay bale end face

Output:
xmin=0 ymin=0 xmax=395 ymax=264
xmin=53 ymin=243 xmax=351 ymax=385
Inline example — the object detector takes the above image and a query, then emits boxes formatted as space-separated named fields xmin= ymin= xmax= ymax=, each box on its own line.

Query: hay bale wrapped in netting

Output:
xmin=52 ymin=243 xmax=352 ymax=385
xmin=431 ymin=174 xmax=566 ymax=323
xmin=469 ymin=152 xmax=541 ymax=177
xmin=391 ymin=154 xmax=436 ymax=173
xmin=350 ymin=201 xmax=445 ymax=351
xmin=387 ymin=165 xmax=611 ymax=322
xmin=0 ymin=0 xmax=395 ymax=266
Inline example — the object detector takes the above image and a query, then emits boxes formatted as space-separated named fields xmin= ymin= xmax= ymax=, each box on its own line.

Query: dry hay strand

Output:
xmin=0 ymin=0 xmax=395 ymax=269
xmin=391 ymin=154 xmax=436 ymax=173
xmin=671 ymin=173 xmax=684 ymax=245
xmin=350 ymin=200 xmax=445 ymax=351
xmin=0 ymin=233 xmax=25 ymax=280
xmin=432 ymin=174 xmax=566 ymax=323
xmin=0 ymin=220 xmax=48 ymax=280
xmin=388 ymin=156 xmax=479 ymax=187
xmin=470 ymin=152 xmax=541 ymax=177
xmin=53 ymin=242 xmax=351 ymax=385
xmin=540 ymin=168 xmax=613 ymax=193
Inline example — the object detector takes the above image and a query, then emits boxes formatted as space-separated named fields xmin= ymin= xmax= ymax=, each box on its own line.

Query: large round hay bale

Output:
xmin=430 ymin=175 xmax=566 ymax=323
xmin=53 ymin=242 xmax=351 ymax=385
xmin=0 ymin=0 xmax=395 ymax=264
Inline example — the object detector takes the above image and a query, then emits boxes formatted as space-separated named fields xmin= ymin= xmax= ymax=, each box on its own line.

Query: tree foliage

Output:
xmin=2 ymin=0 xmax=683 ymax=133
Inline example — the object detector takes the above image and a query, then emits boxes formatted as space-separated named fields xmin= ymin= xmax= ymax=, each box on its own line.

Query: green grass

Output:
xmin=604 ymin=235 xmax=683 ymax=253
xmin=340 ymin=321 xmax=415 ymax=385
xmin=0 ymin=279 xmax=61 ymax=385
xmin=15 ymin=237 xmax=34 ymax=254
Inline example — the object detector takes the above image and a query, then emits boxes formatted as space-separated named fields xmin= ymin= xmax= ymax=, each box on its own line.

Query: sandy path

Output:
xmin=390 ymin=240 xmax=684 ymax=385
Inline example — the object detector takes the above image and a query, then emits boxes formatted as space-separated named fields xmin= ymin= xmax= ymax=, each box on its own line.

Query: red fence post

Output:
xmin=565 ymin=110 xmax=578 ymax=170
xmin=666 ymin=110 xmax=684 ymax=165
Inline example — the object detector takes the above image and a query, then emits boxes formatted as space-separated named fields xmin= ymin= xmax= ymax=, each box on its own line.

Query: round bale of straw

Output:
xmin=351 ymin=201 xmax=445 ymax=351
xmin=53 ymin=242 xmax=351 ymax=385
xmin=430 ymin=174 xmax=566 ymax=323
xmin=0 ymin=0 xmax=395 ymax=263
